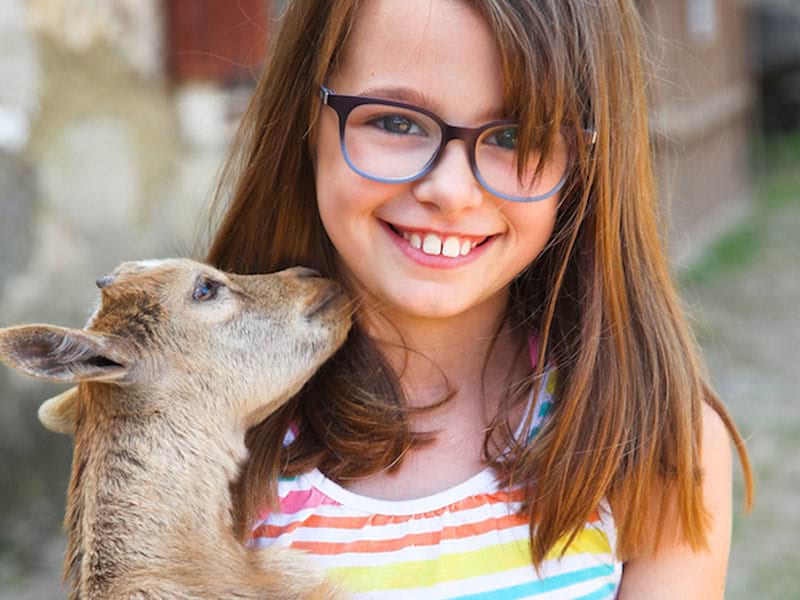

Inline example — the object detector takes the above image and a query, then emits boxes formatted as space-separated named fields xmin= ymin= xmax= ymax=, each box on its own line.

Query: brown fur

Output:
xmin=0 ymin=259 xmax=351 ymax=599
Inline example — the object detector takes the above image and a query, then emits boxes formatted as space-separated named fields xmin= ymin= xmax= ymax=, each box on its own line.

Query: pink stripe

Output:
xmin=280 ymin=486 xmax=340 ymax=514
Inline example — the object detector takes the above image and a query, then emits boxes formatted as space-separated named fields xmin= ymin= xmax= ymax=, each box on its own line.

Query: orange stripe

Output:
xmin=290 ymin=512 xmax=530 ymax=555
xmin=257 ymin=510 xmax=603 ymax=555
xmin=253 ymin=488 xmax=602 ymax=546
xmin=252 ymin=488 xmax=528 ymax=539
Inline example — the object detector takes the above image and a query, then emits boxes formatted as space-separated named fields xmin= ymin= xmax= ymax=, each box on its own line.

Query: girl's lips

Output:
xmin=379 ymin=220 xmax=497 ymax=269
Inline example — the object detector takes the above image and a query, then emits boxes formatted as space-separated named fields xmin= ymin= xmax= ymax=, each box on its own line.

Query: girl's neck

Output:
xmin=341 ymin=290 xmax=533 ymax=498
xmin=361 ymin=288 xmax=525 ymax=409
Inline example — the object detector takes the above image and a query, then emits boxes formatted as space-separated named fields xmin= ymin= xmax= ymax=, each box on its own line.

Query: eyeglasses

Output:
xmin=319 ymin=86 xmax=596 ymax=203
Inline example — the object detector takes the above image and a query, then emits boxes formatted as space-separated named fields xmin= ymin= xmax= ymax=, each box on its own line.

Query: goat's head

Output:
xmin=0 ymin=259 xmax=352 ymax=431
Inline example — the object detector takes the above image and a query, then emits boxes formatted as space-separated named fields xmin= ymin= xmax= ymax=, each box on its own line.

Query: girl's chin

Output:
xmin=339 ymin=265 xmax=507 ymax=322
xmin=390 ymin=302 xmax=470 ymax=321
xmin=374 ymin=285 xmax=500 ymax=322
xmin=373 ymin=299 xmax=465 ymax=321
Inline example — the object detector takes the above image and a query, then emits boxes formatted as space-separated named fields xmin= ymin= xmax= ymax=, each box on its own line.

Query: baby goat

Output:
xmin=0 ymin=259 xmax=351 ymax=599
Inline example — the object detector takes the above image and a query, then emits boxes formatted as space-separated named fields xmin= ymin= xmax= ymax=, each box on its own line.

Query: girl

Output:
xmin=207 ymin=0 xmax=753 ymax=597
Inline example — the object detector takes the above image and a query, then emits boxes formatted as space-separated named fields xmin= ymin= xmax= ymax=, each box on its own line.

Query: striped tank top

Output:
xmin=250 ymin=366 xmax=622 ymax=599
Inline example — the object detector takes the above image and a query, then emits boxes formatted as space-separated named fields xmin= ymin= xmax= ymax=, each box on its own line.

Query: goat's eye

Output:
xmin=192 ymin=277 xmax=221 ymax=302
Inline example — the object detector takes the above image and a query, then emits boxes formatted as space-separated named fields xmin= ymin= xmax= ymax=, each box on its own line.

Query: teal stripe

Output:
xmin=526 ymin=401 xmax=553 ymax=443
xmin=448 ymin=564 xmax=616 ymax=600
xmin=526 ymin=425 xmax=543 ymax=443
xmin=572 ymin=583 xmax=617 ymax=600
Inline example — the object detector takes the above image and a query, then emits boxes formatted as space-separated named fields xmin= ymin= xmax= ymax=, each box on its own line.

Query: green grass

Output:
xmin=678 ymin=223 xmax=762 ymax=287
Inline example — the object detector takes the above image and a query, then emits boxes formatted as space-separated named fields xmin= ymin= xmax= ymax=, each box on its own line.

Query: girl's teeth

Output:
xmin=422 ymin=233 xmax=442 ymax=255
xmin=395 ymin=225 xmax=484 ymax=258
xmin=442 ymin=237 xmax=461 ymax=258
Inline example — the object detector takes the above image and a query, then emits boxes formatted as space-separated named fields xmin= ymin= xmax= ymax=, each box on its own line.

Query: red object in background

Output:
xmin=165 ymin=0 xmax=270 ymax=85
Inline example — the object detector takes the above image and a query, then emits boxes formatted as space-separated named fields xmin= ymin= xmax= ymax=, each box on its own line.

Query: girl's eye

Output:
xmin=486 ymin=127 xmax=519 ymax=150
xmin=192 ymin=278 xmax=222 ymax=302
xmin=369 ymin=114 xmax=425 ymax=136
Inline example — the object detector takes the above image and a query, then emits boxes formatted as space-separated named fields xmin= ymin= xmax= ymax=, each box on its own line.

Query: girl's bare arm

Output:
xmin=617 ymin=402 xmax=734 ymax=599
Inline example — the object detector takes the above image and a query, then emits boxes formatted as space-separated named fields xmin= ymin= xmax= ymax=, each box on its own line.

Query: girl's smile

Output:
xmin=380 ymin=219 xmax=498 ymax=269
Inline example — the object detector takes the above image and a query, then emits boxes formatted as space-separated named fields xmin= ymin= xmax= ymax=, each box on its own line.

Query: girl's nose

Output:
xmin=411 ymin=141 xmax=485 ymax=214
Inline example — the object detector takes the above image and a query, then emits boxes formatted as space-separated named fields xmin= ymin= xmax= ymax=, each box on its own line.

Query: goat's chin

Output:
xmin=240 ymin=334 xmax=349 ymax=429
xmin=242 ymin=387 xmax=299 ymax=430
xmin=243 ymin=361 xmax=329 ymax=428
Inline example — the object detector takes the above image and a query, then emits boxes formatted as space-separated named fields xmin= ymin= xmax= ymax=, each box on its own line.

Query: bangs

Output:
xmin=471 ymin=0 xmax=594 ymax=181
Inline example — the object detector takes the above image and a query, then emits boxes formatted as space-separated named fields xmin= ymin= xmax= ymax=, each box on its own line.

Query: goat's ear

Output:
xmin=39 ymin=386 xmax=78 ymax=434
xmin=0 ymin=325 xmax=134 ymax=384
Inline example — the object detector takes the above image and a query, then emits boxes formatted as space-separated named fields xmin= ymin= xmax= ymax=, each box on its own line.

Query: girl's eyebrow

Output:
xmin=358 ymin=85 xmax=504 ymax=123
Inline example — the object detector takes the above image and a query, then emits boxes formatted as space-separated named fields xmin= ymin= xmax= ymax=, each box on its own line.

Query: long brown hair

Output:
xmin=206 ymin=0 xmax=753 ymax=565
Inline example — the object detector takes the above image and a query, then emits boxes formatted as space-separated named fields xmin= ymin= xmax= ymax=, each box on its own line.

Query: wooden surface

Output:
xmin=165 ymin=0 xmax=269 ymax=84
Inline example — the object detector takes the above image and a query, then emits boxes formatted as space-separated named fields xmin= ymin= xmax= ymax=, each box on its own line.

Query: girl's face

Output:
xmin=314 ymin=0 xmax=558 ymax=322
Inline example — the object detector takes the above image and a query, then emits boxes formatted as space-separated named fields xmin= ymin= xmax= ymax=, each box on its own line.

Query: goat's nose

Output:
xmin=95 ymin=275 xmax=115 ymax=289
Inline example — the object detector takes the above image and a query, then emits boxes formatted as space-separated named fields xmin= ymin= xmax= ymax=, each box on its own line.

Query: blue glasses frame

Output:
xmin=320 ymin=85 xmax=596 ymax=203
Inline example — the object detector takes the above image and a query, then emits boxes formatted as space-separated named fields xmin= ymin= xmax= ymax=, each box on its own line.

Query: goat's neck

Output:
xmin=69 ymin=383 xmax=250 ymax=597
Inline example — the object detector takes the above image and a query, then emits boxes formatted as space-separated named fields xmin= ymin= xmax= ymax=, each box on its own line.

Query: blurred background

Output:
xmin=0 ymin=0 xmax=798 ymax=597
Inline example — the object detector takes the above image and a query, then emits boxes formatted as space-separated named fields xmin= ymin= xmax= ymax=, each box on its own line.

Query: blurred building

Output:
xmin=165 ymin=0 xmax=269 ymax=84
xmin=752 ymin=0 xmax=800 ymax=134
xmin=638 ymin=0 xmax=755 ymax=265
xmin=164 ymin=0 xmax=271 ymax=147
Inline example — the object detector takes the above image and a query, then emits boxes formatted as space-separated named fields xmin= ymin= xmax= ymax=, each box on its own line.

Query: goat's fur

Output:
xmin=0 ymin=259 xmax=351 ymax=599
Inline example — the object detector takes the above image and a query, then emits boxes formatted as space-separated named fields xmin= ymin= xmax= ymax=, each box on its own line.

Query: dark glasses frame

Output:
xmin=320 ymin=85 xmax=597 ymax=203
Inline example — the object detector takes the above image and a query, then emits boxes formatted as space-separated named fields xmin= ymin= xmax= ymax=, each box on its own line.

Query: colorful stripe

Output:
xmin=250 ymin=366 xmax=622 ymax=598
xmin=447 ymin=566 xmax=616 ymax=600
xmin=321 ymin=529 xmax=612 ymax=593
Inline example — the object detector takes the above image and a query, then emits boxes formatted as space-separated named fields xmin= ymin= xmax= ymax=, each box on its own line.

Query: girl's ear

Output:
xmin=38 ymin=386 xmax=78 ymax=435
xmin=0 ymin=325 xmax=134 ymax=384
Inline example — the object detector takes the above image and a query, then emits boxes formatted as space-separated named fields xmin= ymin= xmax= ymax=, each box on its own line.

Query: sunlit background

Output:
xmin=0 ymin=1 xmax=798 ymax=598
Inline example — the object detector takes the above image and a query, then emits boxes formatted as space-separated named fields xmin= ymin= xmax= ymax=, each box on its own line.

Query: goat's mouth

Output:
xmin=303 ymin=286 xmax=346 ymax=320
